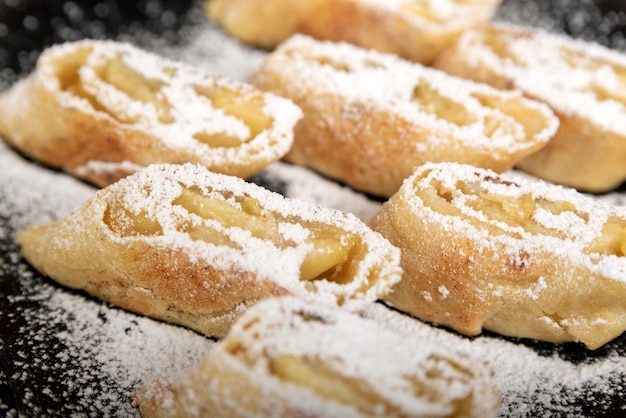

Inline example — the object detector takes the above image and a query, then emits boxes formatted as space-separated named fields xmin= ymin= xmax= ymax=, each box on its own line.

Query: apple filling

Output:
xmin=58 ymin=49 xmax=175 ymax=124
xmin=55 ymin=44 xmax=273 ymax=147
xmin=104 ymin=186 xmax=356 ymax=282
xmin=192 ymin=85 xmax=273 ymax=147
xmin=480 ymin=30 xmax=522 ymax=65
xmin=401 ymin=0 xmax=491 ymax=20
xmin=415 ymin=175 xmax=626 ymax=256
xmin=411 ymin=81 xmax=477 ymax=127
xmin=411 ymin=81 xmax=531 ymax=141
xmin=270 ymin=355 xmax=388 ymax=414
xmin=264 ymin=353 xmax=476 ymax=417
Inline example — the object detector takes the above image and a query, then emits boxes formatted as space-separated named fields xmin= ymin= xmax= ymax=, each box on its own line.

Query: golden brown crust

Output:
xmin=253 ymin=35 xmax=558 ymax=197
xmin=207 ymin=0 xmax=501 ymax=64
xmin=206 ymin=0 xmax=322 ymax=49
xmin=136 ymin=297 xmax=500 ymax=418
xmin=369 ymin=162 xmax=626 ymax=349
xmin=17 ymin=163 xmax=402 ymax=338
xmin=516 ymin=115 xmax=626 ymax=193
xmin=0 ymin=40 xmax=302 ymax=187
xmin=434 ymin=23 xmax=626 ymax=192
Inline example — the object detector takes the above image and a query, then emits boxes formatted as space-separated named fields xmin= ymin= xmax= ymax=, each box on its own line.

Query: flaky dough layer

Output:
xmin=136 ymin=296 xmax=500 ymax=418
xmin=0 ymin=40 xmax=302 ymax=187
xmin=435 ymin=23 xmax=626 ymax=192
xmin=254 ymin=35 xmax=558 ymax=197
xmin=369 ymin=162 xmax=626 ymax=350
xmin=207 ymin=0 xmax=500 ymax=64
xmin=17 ymin=163 xmax=401 ymax=338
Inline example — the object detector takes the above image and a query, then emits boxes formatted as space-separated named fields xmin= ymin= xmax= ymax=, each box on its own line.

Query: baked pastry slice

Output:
xmin=136 ymin=296 xmax=500 ymax=418
xmin=0 ymin=40 xmax=302 ymax=187
xmin=17 ymin=163 xmax=401 ymax=338
xmin=206 ymin=0 xmax=501 ymax=64
xmin=434 ymin=23 xmax=626 ymax=192
xmin=368 ymin=162 xmax=626 ymax=350
xmin=253 ymin=35 xmax=558 ymax=197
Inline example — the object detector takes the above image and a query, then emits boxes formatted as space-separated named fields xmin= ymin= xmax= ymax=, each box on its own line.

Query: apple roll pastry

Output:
xmin=207 ymin=0 xmax=501 ymax=64
xmin=253 ymin=35 xmax=558 ymax=197
xmin=136 ymin=296 xmax=500 ymax=418
xmin=0 ymin=40 xmax=302 ymax=187
xmin=435 ymin=23 xmax=626 ymax=192
xmin=16 ymin=163 xmax=401 ymax=338
xmin=368 ymin=162 xmax=626 ymax=350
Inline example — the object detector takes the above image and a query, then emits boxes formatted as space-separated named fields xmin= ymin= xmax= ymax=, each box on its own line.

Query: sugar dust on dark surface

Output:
xmin=1 ymin=0 xmax=626 ymax=417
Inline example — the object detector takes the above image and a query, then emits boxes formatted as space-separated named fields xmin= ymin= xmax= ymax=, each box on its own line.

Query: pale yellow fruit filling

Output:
xmin=412 ymin=81 xmax=477 ymax=127
xmin=401 ymin=2 xmax=444 ymax=22
xmin=271 ymin=355 xmax=382 ymax=412
xmin=192 ymin=85 xmax=273 ymax=147
xmin=401 ymin=0 xmax=482 ymax=22
xmin=56 ymin=45 xmax=272 ymax=146
xmin=411 ymin=81 xmax=536 ymax=142
xmin=481 ymin=29 xmax=626 ymax=105
xmin=104 ymin=187 xmax=356 ymax=282
xmin=415 ymin=175 xmax=626 ymax=256
xmin=221 ymin=315 xmax=481 ymax=417
xmin=98 ymin=56 xmax=175 ymax=124
xmin=267 ymin=353 xmax=477 ymax=417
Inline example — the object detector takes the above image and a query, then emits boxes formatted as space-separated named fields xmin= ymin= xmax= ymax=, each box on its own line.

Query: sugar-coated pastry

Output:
xmin=0 ymin=40 xmax=302 ymax=187
xmin=253 ymin=35 xmax=558 ymax=197
xmin=206 ymin=0 xmax=501 ymax=64
xmin=434 ymin=23 xmax=626 ymax=192
xmin=136 ymin=296 xmax=500 ymax=418
xmin=17 ymin=163 xmax=401 ymax=338
xmin=368 ymin=162 xmax=626 ymax=350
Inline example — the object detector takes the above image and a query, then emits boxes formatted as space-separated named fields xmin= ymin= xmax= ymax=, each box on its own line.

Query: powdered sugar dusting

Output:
xmin=75 ymin=159 xmax=144 ymax=178
xmin=1 ymin=0 xmax=626 ymax=416
xmin=168 ymin=20 xmax=268 ymax=82
xmin=174 ymin=296 xmax=498 ymax=417
xmin=0 ymin=141 xmax=211 ymax=417
xmin=405 ymin=162 xmax=626 ymax=281
xmin=75 ymin=162 xmax=400 ymax=309
xmin=257 ymin=34 xmax=557 ymax=153
xmin=15 ymin=287 xmax=211 ymax=417
xmin=2 ymin=134 xmax=625 ymax=415
xmin=352 ymin=0 xmax=499 ymax=26
xmin=250 ymin=161 xmax=383 ymax=222
xmin=451 ymin=22 xmax=626 ymax=133
xmin=365 ymin=302 xmax=626 ymax=417
xmin=23 ymin=38 xmax=302 ymax=181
